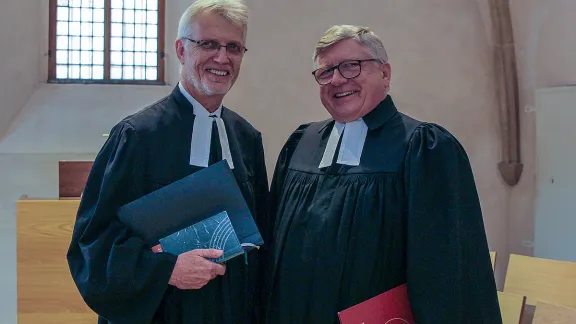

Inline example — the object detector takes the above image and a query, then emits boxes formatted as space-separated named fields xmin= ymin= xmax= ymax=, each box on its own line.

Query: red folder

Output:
xmin=338 ymin=284 xmax=416 ymax=324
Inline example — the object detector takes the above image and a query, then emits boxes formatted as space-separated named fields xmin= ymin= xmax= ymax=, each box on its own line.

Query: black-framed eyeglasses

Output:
xmin=312 ymin=59 xmax=380 ymax=85
xmin=183 ymin=38 xmax=247 ymax=56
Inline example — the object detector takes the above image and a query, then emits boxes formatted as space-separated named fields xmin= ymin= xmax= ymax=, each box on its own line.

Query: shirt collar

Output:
xmin=178 ymin=82 xmax=223 ymax=118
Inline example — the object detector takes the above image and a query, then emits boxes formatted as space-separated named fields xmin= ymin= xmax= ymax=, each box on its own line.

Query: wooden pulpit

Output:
xmin=16 ymin=161 xmax=96 ymax=324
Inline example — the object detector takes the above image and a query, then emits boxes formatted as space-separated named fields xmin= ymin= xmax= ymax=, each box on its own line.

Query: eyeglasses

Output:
xmin=183 ymin=38 xmax=247 ymax=56
xmin=312 ymin=59 xmax=381 ymax=85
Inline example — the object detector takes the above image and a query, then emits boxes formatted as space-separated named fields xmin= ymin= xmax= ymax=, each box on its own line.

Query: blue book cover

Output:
xmin=159 ymin=211 xmax=244 ymax=263
xmin=117 ymin=161 xmax=264 ymax=252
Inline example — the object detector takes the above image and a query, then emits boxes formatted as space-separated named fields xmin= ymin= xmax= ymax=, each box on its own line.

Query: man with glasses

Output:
xmin=262 ymin=25 xmax=502 ymax=323
xmin=67 ymin=1 xmax=268 ymax=323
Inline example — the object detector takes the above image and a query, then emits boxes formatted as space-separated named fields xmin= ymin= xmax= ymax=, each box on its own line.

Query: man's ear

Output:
xmin=175 ymin=39 xmax=185 ymax=64
xmin=382 ymin=61 xmax=391 ymax=80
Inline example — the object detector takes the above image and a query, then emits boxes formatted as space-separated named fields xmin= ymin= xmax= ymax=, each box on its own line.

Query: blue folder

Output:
xmin=116 ymin=160 xmax=263 ymax=261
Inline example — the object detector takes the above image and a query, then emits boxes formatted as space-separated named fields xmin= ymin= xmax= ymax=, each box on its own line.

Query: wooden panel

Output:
xmin=17 ymin=199 xmax=97 ymax=323
xmin=533 ymin=301 xmax=576 ymax=324
xmin=497 ymin=291 xmax=526 ymax=324
xmin=503 ymin=254 xmax=576 ymax=308
xmin=58 ymin=161 xmax=93 ymax=197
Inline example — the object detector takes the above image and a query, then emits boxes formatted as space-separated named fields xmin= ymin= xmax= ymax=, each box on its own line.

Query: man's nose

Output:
xmin=213 ymin=47 xmax=230 ymax=64
xmin=330 ymin=69 xmax=347 ymax=86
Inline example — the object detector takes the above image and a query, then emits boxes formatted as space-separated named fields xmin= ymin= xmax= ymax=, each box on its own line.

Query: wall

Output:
xmin=0 ymin=0 xmax=42 ymax=138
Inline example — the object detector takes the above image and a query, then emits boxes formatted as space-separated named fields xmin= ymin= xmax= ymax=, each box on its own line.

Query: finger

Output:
xmin=190 ymin=248 xmax=223 ymax=259
xmin=151 ymin=244 xmax=163 ymax=253
xmin=213 ymin=263 xmax=226 ymax=276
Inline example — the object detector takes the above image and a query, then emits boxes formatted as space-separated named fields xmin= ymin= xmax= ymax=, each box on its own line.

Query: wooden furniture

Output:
xmin=503 ymin=254 xmax=576 ymax=308
xmin=16 ymin=197 xmax=96 ymax=324
xmin=58 ymin=161 xmax=93 ymax=197
xmin=497 ymin=291 xmax=526 ymax=324
xmin=533 ymin=301 xmax=576 ymax=323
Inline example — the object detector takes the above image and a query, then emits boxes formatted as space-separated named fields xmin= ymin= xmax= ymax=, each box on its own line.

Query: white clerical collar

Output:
xmin=179 ymin=82 xmax=234 ymax=169
xmin=319 ymin=118 xmax=368 ymax=168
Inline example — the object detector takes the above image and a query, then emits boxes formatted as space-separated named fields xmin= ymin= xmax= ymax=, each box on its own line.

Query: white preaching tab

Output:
xmin=319 ymin=118 xmax=368 ymax=168
xmin=179 ymin=82 xmax=234 ymax=169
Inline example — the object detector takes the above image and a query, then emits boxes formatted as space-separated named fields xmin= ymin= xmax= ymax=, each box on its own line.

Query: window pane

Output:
xmin=135 ymin=10 xmax=146 ymax=24
xmin=147 ymin=0 xmax=158 ymax=10
xmin=70 ymin=0 xmax=82 ymax=7
xmin=111 ymin=0 xmax=123 ymax=9
xmin=135 ymin=0 xmax=146 ymax=10
xmin=135 ymin=24 xmax=146 ymax=37
xmin=124 ymin=0 xmax=135 ymax=9
xmin=70 ymin=36 xmax=81 ymax=50
xmin=134 ymin=66 xmax=145 ymax=79
xmin=82 ymin=0 xmax=92 ymax=7
xmin=111 ymin=37 xmax=122 ymax=51
xmin=146 ymin=24 xmax=157 ymax=38
xmin=93 ymin=36 xmax=104 ymax=50
xmin=111 ymin=66 xmax=122 ymax=79
xmin=94 ymin=8 xmax=104 ymax=22
xmin=81 ymin=65 xmax=91 ymax=79
xmin=134 ymin=52 xmax=144 ymax=65
xmin=124 ymin=24 xmax=135 ymax=37
xmin=111 ymin=51 xmax=122 ymax=65
xmin=56 ymin=22 xmax=68 ymax=36
xmin=82 ymin=8 xmax=93 ymax=22
xmin=111 ymin=23 xmax=123 ymax=37
xmin=81 ymin=51 xmax=92 ymax=64
xmin=57 ymin=0 xmax=69 ymax=6
xmin=146 ymin=67 xmax=157 ymax=80
xmin=123 ymin=66 xmax=134 ymax=79
xmin=111 ymin=9 xmax=123 ymax=23
xmin=92 ymin=65 xmax=104 ymax=79
xmin=81 ymin=23 xmax=92 ymax=36
xmin=146 ymin=10 xmax=157 ymax=24
xmin=70 ymin=8 xmax=81 ymax=21
xmin=70 ymin=51 xmax=80 ymax=64
xmin=69 ymin=65 xmax=80 ymax=78
xmin=56 ymin=51 xmax=68 ymax=64
xmin=57 ymin=36 xmax=69 ymax=50
xmin=93 ymin=51 xmax=104 ymax=64
xmin=134 ymin=38 xmax=145 ymax=52
xmin=123 ymin=52 xmax=134 ymax=65
xmin=123 ymin=38 xmax=134 ymax=49
xmin=81 ymin=37 xmax=92 ymax=50
xmin=124 ymin=10 xmax=135 ymax=23
xmin=56 ymin=64 xmax=68 ymax=78
xmin=69 ymin=22 xmax=81 ymax=35
xmin=57 ymin=7 xmax=69 ymax=21
xmin=146 ymin=38 xmax=157 ymax=52
xmin=93 ymin=22 xmax=104 ymax=36
xmin=146 ymin=53 xmax=157 ymax=66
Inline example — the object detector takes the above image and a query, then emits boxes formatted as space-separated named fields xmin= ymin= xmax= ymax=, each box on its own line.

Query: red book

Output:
xmin=338 ymin=284 xmax=416 ymax=324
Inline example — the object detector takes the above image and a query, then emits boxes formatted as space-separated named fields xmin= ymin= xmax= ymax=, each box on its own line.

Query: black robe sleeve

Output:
xmin=404 ymin=123 xmax=502 ymax=323
xmin=67 ymin=121 xmax=178 ymax=323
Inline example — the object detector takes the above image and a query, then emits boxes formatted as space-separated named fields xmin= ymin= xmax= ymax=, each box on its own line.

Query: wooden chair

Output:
xmin=533 ymin=301 xmax=576 ymax=323
xmin=503 ymin=254 xmax=576 ymax=308
xmin=497 ymin=291 xmax=526 ymax=324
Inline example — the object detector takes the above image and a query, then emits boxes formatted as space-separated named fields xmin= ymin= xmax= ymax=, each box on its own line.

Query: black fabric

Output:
xmin=67 ymin=86 xmax=269 ymax=324
xmin=209 ymin=117 xmax=222 ymax=165
xmin=263 ymin=95 xmax=502 ymax=324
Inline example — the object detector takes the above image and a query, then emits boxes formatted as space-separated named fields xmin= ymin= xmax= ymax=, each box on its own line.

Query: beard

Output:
xmin=184 ymin=69 xmax=232 ymax=96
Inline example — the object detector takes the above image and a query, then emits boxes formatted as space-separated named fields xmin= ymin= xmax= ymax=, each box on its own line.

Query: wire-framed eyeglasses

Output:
xmin=183 ymin=38 xmax=247 ymax=56
xmin=312 ymin=59 xmax=381 ymax=85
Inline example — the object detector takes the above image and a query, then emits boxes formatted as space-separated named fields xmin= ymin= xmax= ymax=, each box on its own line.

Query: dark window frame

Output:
xmin=47 ymin=0 xmax=166 ymax=85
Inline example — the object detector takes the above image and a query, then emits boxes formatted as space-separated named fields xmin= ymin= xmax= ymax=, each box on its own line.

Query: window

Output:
xmin=48 ymin=0 xmax=165 ymax=85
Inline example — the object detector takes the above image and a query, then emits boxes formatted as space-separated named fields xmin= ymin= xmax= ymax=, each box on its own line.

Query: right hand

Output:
xmin=167 ymin=249 xmax=226 ymax=290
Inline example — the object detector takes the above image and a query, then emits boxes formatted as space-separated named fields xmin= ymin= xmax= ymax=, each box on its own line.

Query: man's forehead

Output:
xmin=191 ymin=13 xmax=245 ymax=42
xmin=317 ymin=41 xmax=372 ymax=66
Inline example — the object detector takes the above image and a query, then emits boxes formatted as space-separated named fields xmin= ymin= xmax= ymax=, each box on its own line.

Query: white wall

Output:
xmin=0 ymin=0 xmax=42 ymax=138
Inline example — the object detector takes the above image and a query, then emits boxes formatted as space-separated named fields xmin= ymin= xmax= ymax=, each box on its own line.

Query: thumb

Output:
xmin=192 ymin=248 xmax=223 ymax=259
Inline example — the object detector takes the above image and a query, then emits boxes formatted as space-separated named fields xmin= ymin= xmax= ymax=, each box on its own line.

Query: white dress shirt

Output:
xmin=179 ymin=82 xmax=234 ymax=169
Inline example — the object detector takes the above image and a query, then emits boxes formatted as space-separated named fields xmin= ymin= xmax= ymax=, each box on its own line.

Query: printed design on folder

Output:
xmin=159 ymin=211 xmax=244 ymax=263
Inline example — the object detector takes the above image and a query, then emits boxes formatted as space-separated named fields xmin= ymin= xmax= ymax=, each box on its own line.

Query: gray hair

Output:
xmin=177 ymin=0 xmax=248 ymax=41
xmin=313 ymin=25 xmax=388 ymax=67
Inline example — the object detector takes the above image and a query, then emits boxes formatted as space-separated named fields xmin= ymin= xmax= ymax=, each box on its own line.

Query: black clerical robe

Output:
xmin=263 ymin=95 xmax=502 ymax=323
xmin=67 ymin=86 xmax=268 ymax=324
